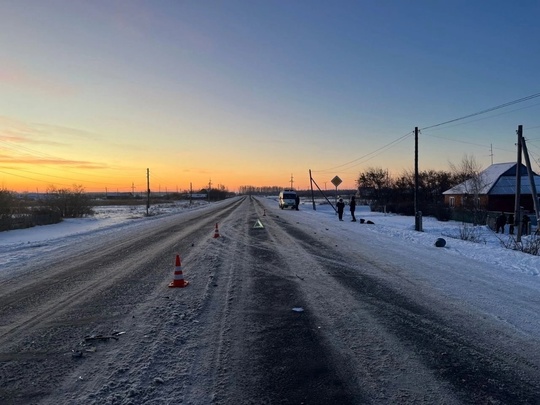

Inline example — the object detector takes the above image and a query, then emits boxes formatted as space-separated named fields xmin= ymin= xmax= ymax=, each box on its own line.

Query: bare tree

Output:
xmin=448 ymin=154 xmax=489 ymax=224
xmin=389 ymin=169 xmax=453 ymax=217
xmin=357 ymin=167 xmax=390 ymax=206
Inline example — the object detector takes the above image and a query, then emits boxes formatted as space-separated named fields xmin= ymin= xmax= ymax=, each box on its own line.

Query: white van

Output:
xmin=279 ymin=189 xmax=297 ymax=209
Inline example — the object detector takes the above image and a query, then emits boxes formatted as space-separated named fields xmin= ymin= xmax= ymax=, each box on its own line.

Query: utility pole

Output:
xmin=414 ymin=127 xmax=422 ymax=231
xmin=520 ymin=131 xmax=540 ymax=234
xmin=490 ymin=144 xmax=494 ymax=165
xmin=290 ymin=173 xmax=294 ymax=189
xmin=514 ymin=126 xmax=523 ymax=242
xmin=146 ymin=168 xmax=151 ymax=216
xmin=309 ymin=169 xmax=316 ymax=210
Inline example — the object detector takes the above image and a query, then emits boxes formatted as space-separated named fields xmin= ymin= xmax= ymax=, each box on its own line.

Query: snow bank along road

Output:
xmin=1 ymin=196 xmax=539 ymax=404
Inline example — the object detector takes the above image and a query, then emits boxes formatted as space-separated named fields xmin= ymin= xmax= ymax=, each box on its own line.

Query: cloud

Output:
xmin=32 ymin=123 xmax=99 ymax=141
xmin=0 ymin=154 xmax=109 ymax=169
xmin=0 ymin=117 xmax=108 ymax=170
xmin=0 ymin=61 xmax=76 ymax=97
xmin=0 ymin=115 xmax=100 ymax=146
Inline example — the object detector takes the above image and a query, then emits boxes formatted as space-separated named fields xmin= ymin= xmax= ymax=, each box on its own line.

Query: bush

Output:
xmin=0 ymin=189 xmax=16 ymax=230
xmin=442 ymin=223 xmax=487 ymax=244
xmin=42 ymin=185 xmax=94 ymax=218
xmin=0 ymin=189 xmax=15 ymax=219
xmin=0 ymin=189 xmax=64 ymax=231
xmin=499 ymin=235 xmax=540 ymax=256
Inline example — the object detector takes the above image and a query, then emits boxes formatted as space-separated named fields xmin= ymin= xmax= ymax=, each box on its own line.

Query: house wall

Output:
xmin=486 ymin=195 xmax=515 ymax=212
xmin=511 ymin=195 xmax=537 ymax=212
xmin=445 ymin=194 xmax=537 ymax=213
xmin=443 ymin=194 xmax=488 ymax=208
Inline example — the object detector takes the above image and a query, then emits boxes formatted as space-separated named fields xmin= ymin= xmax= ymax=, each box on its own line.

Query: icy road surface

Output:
xmin=1 ymin=196 xmax=540 ymax=404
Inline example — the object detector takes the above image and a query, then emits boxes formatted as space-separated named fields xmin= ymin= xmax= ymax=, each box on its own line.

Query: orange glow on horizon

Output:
xmin=1 ymin=166 xmax=360 ymax=194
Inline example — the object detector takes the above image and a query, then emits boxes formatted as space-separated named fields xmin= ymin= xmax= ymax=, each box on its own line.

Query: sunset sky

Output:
xmin=1 ymin=1 xmax=540 ymax=193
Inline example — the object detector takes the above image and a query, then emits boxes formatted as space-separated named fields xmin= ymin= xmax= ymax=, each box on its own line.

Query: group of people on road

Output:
xmin=336 ymin=196 xmax=356 ymax=222
xmin=496 ymin=211 xmax=532 ymax=235
xmin=289 ymin=194 xmax=357 ymax=221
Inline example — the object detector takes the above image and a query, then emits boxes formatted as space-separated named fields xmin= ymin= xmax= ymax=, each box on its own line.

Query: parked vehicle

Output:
xmin=279 ymin=189 xmax=297 ymax=209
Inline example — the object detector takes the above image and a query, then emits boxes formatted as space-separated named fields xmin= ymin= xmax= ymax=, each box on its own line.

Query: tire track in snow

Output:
xmin=276 ymin=218 xmax=540 ymax=404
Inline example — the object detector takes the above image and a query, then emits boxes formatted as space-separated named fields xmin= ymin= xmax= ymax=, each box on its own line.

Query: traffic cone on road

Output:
xmin=213 ymin=223 xmax=220 ymax=238
xmin=169 ymin=255 xmax=189 ymax=288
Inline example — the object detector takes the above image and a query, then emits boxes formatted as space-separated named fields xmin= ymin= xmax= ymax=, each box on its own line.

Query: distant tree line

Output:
xmin=238 ymin=185 xmax=284 ymax=195
xmin=201 ymin=186 xmax=233 ymax=201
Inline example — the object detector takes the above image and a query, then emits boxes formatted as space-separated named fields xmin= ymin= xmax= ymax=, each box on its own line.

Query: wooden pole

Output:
xmin=146 ymin=168 xmax=150 ymax=216
xmin=520 ymin=131 xmax=540 ymax=232
xmin=309 ymin=170 xmax=316 ymax=210
xmin=414 ymin=127 xmax=421 ymax=231
xmin=514 ymin=126 xmax=523 ymax=242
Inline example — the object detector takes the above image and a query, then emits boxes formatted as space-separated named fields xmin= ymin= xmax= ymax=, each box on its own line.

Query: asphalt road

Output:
xmin=1 ymin=196 xmax=539 ymax=404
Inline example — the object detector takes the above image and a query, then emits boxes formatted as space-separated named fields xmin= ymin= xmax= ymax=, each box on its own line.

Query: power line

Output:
xmin=421 ymin=92 xmax=540 ymax=131
xmin=421 ymin=102 xmax=540 ymax=133
xmin=422 ymin=132 xmax=517 ymax=156
xmin=313 ymin=131 xmax=414 ymax=173
xmin=314 ymin=93 xmax=540 ymax=176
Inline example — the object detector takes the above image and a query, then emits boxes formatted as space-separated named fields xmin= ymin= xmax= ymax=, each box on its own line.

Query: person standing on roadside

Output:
xmin=349 ymin=196 xmax=357 ymax=222
xmin=522 ymin=214 xmax=531 ymax=235
xmin=495 ymin=211 xmax=507 ymax=234
xmin=507 ymin=213 xmax=515 ymax=235
xmin=336 ymin=198 xmax=345 ymax=221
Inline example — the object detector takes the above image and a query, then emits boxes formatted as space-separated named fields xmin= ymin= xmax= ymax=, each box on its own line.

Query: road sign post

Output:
xmin=331 ymin=175 xmax=342 ymax=210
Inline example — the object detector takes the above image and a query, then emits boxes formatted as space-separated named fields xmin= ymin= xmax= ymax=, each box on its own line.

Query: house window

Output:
xmin=449 ymin=197 xmax=455 ymax=207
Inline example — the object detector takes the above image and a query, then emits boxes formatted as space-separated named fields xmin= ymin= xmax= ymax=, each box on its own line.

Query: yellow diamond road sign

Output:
xmin=331 ymin=176 xmax=342 ymax=187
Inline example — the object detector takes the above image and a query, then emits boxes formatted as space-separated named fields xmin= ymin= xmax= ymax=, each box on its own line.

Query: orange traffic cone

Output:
xmin=213 ymin=223 xmax=220 ymax=238
xmin=169 ymin=255 xmax=189 ymax=288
